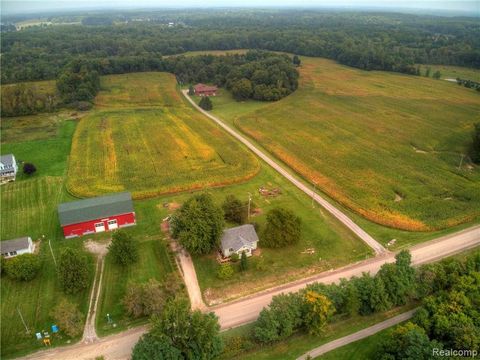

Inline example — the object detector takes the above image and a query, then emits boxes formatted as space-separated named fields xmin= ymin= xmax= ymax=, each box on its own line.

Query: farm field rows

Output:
xmin=67 ymin=72 xmax=259 ymax=199
xmin=219 ymin=57 xmax=480 ymax=231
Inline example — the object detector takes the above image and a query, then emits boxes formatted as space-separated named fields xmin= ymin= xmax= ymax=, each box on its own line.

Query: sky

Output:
xmin=1 ymin=0 xmax=479 ymax=16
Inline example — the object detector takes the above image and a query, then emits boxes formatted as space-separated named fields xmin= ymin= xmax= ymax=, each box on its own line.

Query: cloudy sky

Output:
xmin=2 ymin=0 xmax=478 ymax=15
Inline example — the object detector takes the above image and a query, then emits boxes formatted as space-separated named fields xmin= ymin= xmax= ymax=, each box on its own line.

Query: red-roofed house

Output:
xmin=194 ymin=83 xmax=218 ymax=96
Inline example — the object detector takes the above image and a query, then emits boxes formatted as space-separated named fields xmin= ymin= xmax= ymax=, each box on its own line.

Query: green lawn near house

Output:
xmin=96 ymin=236 xmax=175 ymax=336
xmin=157 ymin=162 xmax=372 ymax=305
xmin=0 ymin=239 xmax=95 ymax=359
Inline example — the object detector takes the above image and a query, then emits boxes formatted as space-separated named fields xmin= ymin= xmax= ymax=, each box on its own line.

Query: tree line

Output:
xmin=220 ymin=250 xmax=480 ymax=359
xmin=2 ymin=51 xmax=297 ymax=117
xmin=2 ymin=11 xmax=479 ymax=84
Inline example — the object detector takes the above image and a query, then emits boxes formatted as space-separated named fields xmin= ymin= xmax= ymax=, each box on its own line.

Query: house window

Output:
xmin=10 ymin=251 xmax=17 ymax=256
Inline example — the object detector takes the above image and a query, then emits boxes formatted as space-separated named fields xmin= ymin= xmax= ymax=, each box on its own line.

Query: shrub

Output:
xmin=5 ymin=254 xmax=41 ymax=281
xmin=222 ymin=194 xmax=247 ymax=225
xmin=108 ymin=230 xmax=138 ymax=266
xmin=199 ymin=96 xmax=213 ymax=110
xmin=217 ymin=263 xmax=234 ymax=279
xmin=262 ymin=207 xmax=302 ymax=248
xmin=51 ymin=299 xmax=84 ymax=337
xmin=58 ymin=248 xmax=90 ymax=294
xmin=23 ymin=163 xmax=37 ymax=175
xmin=171 ymin=194 xmax=224 ymax=255
xmin=302 ymin=290 xmax=334 ymax=335
xmin=240 ymin=251 xmax=248 ymax=271
xmin=123 ymin=279 xmax=167 ymax=318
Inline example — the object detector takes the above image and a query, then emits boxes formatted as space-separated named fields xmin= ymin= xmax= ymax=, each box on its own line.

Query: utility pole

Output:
xmin=458 ymin=154 xmax=465 ymax=170
xmin=48 ymin=239 xmax=57 ymax=267
xmin=17 ymin=307 xmax=30 ymax=334
xmin=311 ymin=181 xmax=317 ymax=208
xmin=247 ymin=192 xmax=252 ymax=221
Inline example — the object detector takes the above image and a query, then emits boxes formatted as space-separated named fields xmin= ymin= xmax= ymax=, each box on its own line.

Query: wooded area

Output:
xmin=2 ymin=11 xmax=479 ymax=84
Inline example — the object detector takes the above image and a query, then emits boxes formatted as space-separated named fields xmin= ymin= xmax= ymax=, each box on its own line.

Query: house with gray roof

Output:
xmin=1 ymin=237 xmax=34 ymax=258
xmin=0 ymin=154 xmax=18 ymax=183
xmin=220 ymin=224 xmax=259 ymax=258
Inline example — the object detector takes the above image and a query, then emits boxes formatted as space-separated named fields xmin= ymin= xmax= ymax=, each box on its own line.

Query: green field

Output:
xmin=96 ymin=236 xmax=175 ymax=335
xmin=0 ymin=110 xmax=96 ymax=358
xmin=209 ymin=57 xmax=480 ymax=231
xmin=67 ymin=72 xmax=259 ymax=199
xmin=418 ymin=64 xmax=480 ymax=82
xmin=150 ymin=160 xmax=371 ymax=304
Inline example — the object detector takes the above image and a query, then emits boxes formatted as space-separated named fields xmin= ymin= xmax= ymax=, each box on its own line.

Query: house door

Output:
xmin=107 ymin=219 xmax=118 ymax=230
xmin=94 ymin=222 xmax=105 ymax=233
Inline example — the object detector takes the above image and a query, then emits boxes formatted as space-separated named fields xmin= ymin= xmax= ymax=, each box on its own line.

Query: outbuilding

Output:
xmin=1 ymin=237 xmax=35 ymax=258
xmin=58 ymin=192 xmax=136 ymax=238
xmin=0 ymin=154 xmax=18 ymax=183
xmin=220 ymin=224 xmax=259 ymax=258
xmin=194 ymin=83 xmax=218 ymax=96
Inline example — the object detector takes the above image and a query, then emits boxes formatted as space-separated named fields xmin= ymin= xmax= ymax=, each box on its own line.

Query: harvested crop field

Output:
xmin=67 ymin=72 xmax=259 ymax=199
xmin=234 ymin=57 xmax=480 ymax=231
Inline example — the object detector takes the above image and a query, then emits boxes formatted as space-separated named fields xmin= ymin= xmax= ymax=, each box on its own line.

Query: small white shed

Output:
xmin=0 ymin=237 xmax=35 ymax=258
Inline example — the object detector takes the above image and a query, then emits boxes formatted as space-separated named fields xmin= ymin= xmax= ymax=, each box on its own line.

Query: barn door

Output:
xmin=94 ymin=222 xmax=105 ymax=233
xmin=107 ymin=219 xmax=118 ymax=230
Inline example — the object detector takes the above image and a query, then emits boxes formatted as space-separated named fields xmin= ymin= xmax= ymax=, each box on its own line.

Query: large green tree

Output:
xmin=58 ymin=248 xmax=90 ymax=294
xmin=471 ymin=123 xmax=480 ymax=164
xmin=254 ymin=293 xmax=303 ymax=343
xmin=171 ymin=194 xmax=224 ymax=255
xmin=108 ymin=230 xmax=138 ymax=266
xmin=4 ymin=254 xmax=41 ymax=281
xmin=51 ymin=299 xmax=84 ymax=337
xmin=262 ymin=207 xmax=301 ymax=248
xmin=377 ymin=322 xmax=441 ymax=360
xmin=132 ymin=334 xmax=182 ymax=360
xmin=148 ymin=298 xmax=223 ymax=359
xmin=222 ymin=194 xmax=247 ymax=225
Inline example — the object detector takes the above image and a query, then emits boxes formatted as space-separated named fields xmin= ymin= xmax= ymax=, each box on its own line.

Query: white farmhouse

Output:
xmin=0 ymin=237 xmax=35 ymax=258
xmin=220 ymin=224 xmax=259 ymax=258
xmin=0 ymin=154 xmax=18 ymax=183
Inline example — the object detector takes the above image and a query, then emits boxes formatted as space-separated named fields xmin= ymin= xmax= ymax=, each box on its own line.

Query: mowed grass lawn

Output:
xmin=227 ymin=57 xmax=480 ymax=231
xmin=67 ymin=72 xmax=259 ymax=199
xmin=154 ymin=162 xmax=372 ymax=304
xmin=96 ymin=193 xmax=178 ymax=335
xmin=1 ymin=114 xmax=97 ymax=358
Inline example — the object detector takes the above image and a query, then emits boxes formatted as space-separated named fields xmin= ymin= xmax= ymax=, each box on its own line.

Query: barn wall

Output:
xmin=62 ymin=212 xmax=136 ymax=238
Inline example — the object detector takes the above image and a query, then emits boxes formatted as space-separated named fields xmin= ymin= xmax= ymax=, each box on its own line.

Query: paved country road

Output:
xmin=297 ymin=309 xmax=417 ymax=359
xmin=181 ymin=90 xmax=386 ymax=255
xmin=20 ymin=225 xmax=480 ymax=360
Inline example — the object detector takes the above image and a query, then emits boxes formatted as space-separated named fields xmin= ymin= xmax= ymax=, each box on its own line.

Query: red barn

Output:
xmin=58 ymin=192 xmax=136 ymax=238
xmin=194 ymin=83 xmax=218 ymax=96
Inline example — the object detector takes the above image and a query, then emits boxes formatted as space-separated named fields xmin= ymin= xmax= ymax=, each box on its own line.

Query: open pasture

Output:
xmin=67 ymin=72 xmax=259 ymax=199
xmin=232 ymin=57 xmax=480 ymax=231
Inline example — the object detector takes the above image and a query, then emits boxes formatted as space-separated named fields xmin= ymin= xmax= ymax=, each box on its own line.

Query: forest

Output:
xmin=1 ymin=51 xmax=298 ymax=117
xmin=1 ymin=10 xmax=479 ymax=84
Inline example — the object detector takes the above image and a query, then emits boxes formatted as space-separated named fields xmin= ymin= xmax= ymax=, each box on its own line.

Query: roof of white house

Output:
xmin=0 ymin=237 xmax=31 ymax=254
xmin=0 ymin=154 xmax=16 ymax=175
xmin=221 ymin=224 xmax=259 ymax=253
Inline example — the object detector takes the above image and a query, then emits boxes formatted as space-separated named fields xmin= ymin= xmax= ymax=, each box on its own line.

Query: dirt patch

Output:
xmin=84 ymin=239 xmax=110 ymax=257
xmin=259 ymin=186 xmax=282 ymax=197
xmin=412 ymin=145 xmax=427 ymax=154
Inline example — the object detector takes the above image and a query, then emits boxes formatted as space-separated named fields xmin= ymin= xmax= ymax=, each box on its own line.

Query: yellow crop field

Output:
xmin=67 ymin=72 xmax=259 ymax=199
xmin=233 ymin=58 xmax=480 ymax=231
